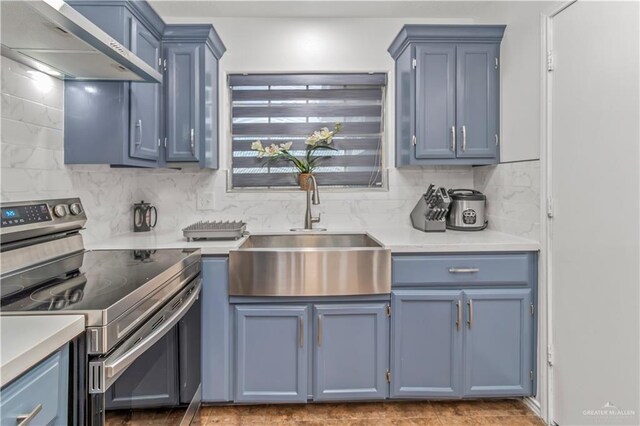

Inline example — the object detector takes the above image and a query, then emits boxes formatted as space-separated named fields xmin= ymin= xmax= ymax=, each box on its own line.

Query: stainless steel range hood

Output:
xmin=1 ymin=0 xmax=162 ymax=82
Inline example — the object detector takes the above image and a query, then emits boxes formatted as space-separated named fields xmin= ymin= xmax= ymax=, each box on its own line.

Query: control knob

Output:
xmin=53 ymin=204 xmax=67 ymax=218
xmin=69 ymin=203 xmax=83 ymax=216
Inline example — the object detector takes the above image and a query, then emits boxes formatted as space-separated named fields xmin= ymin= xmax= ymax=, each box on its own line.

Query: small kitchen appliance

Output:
xmin=446 ymin=189 xmax=488 ymax=231
xmin=133 ymin=200 xmax=157 ymax=232
xmin=410 ymin=184 xmax=452 ymax=232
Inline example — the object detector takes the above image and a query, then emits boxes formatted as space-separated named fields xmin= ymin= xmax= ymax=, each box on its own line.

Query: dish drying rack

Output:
xmin=182 ymin=220 xmax=247 ymax=241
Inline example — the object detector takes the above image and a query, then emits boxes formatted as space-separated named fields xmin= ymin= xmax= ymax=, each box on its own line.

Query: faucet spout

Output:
xmin=304 ymin=175 xmax=320 ymax=230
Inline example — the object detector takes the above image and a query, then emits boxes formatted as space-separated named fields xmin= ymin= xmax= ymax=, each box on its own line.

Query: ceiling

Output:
xmin=149 ymin=0 xmax=496 ymax=19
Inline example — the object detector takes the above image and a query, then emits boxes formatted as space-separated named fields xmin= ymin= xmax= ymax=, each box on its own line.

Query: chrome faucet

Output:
xmin=304 ymin=174 xmax=321 ymax=230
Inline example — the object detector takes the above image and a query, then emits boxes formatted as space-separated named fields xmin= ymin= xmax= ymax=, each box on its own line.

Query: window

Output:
xmin=229 ymin=73 xmax=386 ymax=189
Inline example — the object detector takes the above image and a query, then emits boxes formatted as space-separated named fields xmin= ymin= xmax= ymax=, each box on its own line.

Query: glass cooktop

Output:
xmin=1 ymin=249 xmax=197 ymax=313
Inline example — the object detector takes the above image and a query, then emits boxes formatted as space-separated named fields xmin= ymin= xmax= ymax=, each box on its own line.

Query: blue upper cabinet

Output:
xmin=388 ymin=25 xmax=505 ymax=166
xmin=64 ymin=1 xmax=164 ymax=167
xmin=163 ymin=25 xmax=226 ymax=168
xmin=456 ymin=44 xmax=500 ymax=159
xmin=129 ymin=19 xmax=162 ymax=161
xmin=64 ymin=2 xmax=225 ymax=168
xmin=414 ymin=44 xmax=457 ymax=160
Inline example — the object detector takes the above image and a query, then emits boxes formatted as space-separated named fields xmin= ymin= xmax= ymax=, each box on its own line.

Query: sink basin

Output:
xmin=229 ymin=233 xmax=391 ymax=296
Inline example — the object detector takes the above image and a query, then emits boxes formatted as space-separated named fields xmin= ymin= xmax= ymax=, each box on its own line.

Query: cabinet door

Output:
xmin=390 ymin=290 xmax=463 ymax=398
xmin=414 ymin=44 xmax=457 ymax=159
xmin=0 ymin=346 xmax=69 ymax=426
xmin=313 ymin=304 xmax=388 ymax=401
xmin=456 ymin=43 xmax=499 ymax=159
xmin=463 ymin=289 xmax=533 ymax=397
xmin=129 ymin=19 xmax=161 ymax=161
xmin=106 ymin=327 xmax=179 ymax=409
xmin=165 ymin=44 xmax=201 ymax=162
xmin=234 ymin=305 xmax=308 ymax=403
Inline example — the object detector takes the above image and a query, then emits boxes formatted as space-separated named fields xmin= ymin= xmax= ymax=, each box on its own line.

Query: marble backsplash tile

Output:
xmin=0 ymin=57 xmax=476 ymax=243
xmin=473 ymin=160 xmax=541 ymax=240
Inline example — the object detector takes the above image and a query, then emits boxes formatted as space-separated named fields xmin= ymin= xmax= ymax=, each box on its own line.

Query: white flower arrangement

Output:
xmin=251 ymin=123 xmax=342 ymax=174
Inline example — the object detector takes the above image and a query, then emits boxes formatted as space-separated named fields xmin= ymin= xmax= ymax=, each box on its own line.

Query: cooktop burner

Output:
xmin=1 ymin=249 xmax=196 ymax=314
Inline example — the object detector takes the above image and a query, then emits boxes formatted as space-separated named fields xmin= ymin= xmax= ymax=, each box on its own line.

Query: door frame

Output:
xmin=539 ymin=2 xmax=578 ymax=425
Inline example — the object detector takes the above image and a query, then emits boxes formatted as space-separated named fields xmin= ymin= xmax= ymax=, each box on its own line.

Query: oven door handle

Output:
xmin=103 ymin=278 xmax=202 ymax=383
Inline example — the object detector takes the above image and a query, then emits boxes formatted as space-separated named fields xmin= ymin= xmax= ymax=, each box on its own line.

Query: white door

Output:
xmin=548 ymin=1 xmax=640 ymax=425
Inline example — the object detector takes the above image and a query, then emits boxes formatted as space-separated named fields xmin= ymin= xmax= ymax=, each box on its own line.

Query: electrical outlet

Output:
xmin=197 ymin=192 xmax=215 ymax=211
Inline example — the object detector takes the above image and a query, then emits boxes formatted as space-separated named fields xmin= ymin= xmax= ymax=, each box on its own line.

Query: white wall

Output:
xmin=475 ymin=1 xmax=558 ymax=162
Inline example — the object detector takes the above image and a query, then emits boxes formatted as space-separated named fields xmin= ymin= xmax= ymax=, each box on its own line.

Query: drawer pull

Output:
xmin=448 ymin=268 xmax=480 ymax=273
xmin=16 ymin=404 xmax=42 ymax=426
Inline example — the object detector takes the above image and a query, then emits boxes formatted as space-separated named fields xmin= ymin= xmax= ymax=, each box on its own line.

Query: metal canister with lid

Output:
xmin=446 ymin=189 xmax=488 ymax=231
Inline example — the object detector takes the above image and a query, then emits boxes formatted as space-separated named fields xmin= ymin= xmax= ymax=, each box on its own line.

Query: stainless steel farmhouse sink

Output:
xmin=229 ymin=233 xmax=391 ymax=296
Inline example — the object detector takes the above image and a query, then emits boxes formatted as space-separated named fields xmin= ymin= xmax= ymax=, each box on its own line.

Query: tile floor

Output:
xmin=107 ymin=399 xmax=546 ymax=425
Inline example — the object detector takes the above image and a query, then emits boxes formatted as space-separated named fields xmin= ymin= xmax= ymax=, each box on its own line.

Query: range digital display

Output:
xmin=1 ymin=204 xmax=51 ymax=227
xmin=2 ymin=209 xmax=20 ymax=219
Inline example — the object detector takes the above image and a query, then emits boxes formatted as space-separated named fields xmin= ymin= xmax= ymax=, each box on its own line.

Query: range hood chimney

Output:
xmin=1 ymin=0 xmax=162 ymax=82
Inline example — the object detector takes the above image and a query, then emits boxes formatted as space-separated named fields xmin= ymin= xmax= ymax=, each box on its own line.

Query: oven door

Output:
xmin=88 ymin=277 xmax=202 ymax=426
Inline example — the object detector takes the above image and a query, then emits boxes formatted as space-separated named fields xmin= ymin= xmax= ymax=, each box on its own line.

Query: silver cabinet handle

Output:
xmin=450 ymin=126 xmax=456 ymax=151
xmin=190 ymin=128 xmax=195 ymax=155
xmin=448 ymin=268 xmax=479 ymax=273
xmin=16 ymin=404 xmax=42 ymax=426
xmin=135 ymin=119 xmax=142 ymax=145
xmin=299 ymin=317 xmax=304 ymax=348
xmin=411 ymin=134 xmax=416 ymax=146
xmin=461 ymin=125 xmax=467 ymax=151
xmin=456 ymin=301 xmax=461 ymax=331
xmin=317 ymin=314 xmax=323 ymax=346
xmin=467 ymin=300 xmax=473 ymax=328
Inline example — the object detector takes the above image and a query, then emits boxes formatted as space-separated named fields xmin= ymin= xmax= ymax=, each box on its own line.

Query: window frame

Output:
xmin=225 ymin=72 xmax=389 ymax=193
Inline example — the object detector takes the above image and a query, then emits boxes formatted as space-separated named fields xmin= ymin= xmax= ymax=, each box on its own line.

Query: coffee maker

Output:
xmin=133 ymin=201 xmax=157 ymax=232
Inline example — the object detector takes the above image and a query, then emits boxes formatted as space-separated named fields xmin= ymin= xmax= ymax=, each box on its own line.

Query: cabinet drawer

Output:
xmin=0 ymin=346 xmax=69 ymax=426
xmin=392 ymin=253 xmax=534 ymax=287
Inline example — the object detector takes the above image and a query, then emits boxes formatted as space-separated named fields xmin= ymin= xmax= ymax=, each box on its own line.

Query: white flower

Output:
xmin=305 ymin=131 xmax=322 ymax=146
xmin=251 ymin=140 xmax=264 ymax=151
xmin=264 ymin=144 xmax=281 ymax=157
xmin=279 ymin=142 xmax=293 ymax=151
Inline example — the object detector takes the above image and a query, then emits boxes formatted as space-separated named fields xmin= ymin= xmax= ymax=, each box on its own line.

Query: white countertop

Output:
xmin=0 ymin=315 xmax=85 ymax=387
xmin=85 ymin=227 xmax=539 ymax=254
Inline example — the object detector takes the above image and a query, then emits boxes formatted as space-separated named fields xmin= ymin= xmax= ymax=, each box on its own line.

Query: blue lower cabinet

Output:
xmin=313 ymin=304 xmax=389 ymax=401
xmin=0 ymin=345 xmax=69 ymax=425
xmin=234 ymin=305 xmax=309 ymax=403
xmin=201 ymin=258 xmax=231 ymax=402
xmin=390 ymin=290 xmax=463 ymax=398
xmin=462 ymin=289 xmax=533 ymax=397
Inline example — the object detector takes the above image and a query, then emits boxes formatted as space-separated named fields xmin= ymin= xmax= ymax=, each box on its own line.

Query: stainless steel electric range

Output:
xmin=0 ymin=198 xmax=202 ymax=426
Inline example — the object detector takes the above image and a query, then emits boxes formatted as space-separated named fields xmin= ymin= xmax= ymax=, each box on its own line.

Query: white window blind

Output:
xmin=230 ymin=73 xmax=386 ymax=188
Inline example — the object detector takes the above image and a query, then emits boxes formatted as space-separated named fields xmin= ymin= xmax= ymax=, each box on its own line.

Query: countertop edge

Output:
xmin=86 ymin=229 xmax=541 ymax=255
xmin=1 ymin=315 xmax=85 ymax=388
